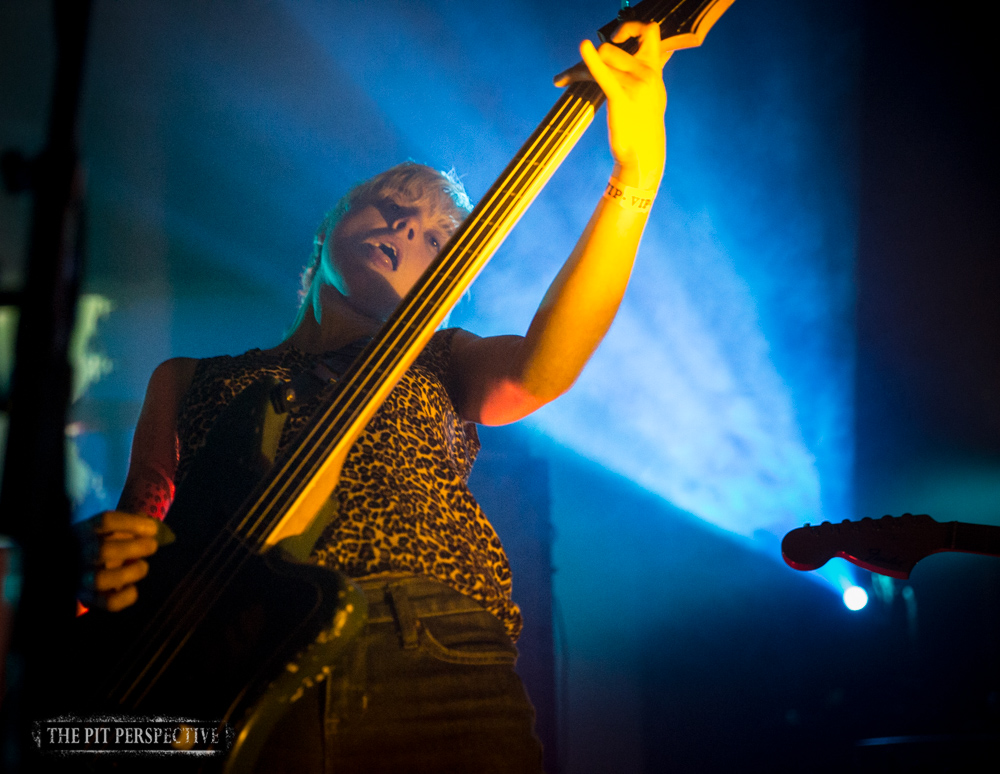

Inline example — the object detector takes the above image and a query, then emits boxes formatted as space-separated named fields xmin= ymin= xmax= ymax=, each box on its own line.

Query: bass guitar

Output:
xmin=71 ymin=1 xmax=734 ymax=770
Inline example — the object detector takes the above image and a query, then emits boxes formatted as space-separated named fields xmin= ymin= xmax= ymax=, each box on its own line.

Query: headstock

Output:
xmin=598 ymin=0 xmax=736 ymax=52
xmin=554 ymin=0 xmax=734 ymax=86
xmin=781 ymin=513 xmax=953 ymax=580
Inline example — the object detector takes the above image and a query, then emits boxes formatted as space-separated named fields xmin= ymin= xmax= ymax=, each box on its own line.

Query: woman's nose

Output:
xmin=393 ymin=216 xmax=418 ymax=240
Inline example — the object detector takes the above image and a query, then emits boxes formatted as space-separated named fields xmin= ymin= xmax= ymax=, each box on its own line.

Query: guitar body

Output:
xmin=70 ymin=378 xmax=366 ymax=771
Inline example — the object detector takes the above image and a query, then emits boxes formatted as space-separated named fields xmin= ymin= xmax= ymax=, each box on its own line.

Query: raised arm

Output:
xmin=450 ymin=22 xmax=669 ymax=426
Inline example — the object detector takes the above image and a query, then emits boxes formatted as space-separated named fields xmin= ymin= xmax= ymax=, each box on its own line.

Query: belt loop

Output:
xmin=387 ymin=581 xmax=419 ymax=649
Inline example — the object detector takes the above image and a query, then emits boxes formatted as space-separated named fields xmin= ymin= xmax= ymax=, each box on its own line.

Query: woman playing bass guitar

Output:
xmin=79 ymin=21 xmax=670 ymax=772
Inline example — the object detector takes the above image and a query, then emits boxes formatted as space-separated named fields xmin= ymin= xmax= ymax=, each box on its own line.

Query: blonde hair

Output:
xmin=289 ymin=162 xmax=473 ymax=333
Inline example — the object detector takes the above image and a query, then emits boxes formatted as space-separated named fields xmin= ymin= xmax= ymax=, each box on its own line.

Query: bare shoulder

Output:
xmin=447 ymin=328 xmax=526 ymax=386
xmin=151 ymin=357 xmax=198 ymax=383
xmin=448 ymin=327 xmax=485 ymax=355
xmin=445 ymin=329 xmax=542 ymax=426
xmin=146 ymin=357 xmax=199 ymax=405
xmin=448 ymin=328 xmax=524 ymax=362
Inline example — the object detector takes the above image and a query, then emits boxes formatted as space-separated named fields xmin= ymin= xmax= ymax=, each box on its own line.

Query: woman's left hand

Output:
xmin=555 ymin=21 xmax=670 ymax=189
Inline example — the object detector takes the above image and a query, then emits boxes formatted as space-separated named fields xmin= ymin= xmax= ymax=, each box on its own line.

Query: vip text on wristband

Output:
xmin=604 ymin=178 xmax=656 ymax=213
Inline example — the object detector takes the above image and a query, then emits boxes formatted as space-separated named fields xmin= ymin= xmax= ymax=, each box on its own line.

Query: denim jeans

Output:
xmin=252 ymin=574 xmax=544 ymax=773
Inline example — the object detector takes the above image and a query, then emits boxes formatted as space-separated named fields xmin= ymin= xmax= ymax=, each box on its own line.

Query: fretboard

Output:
xmin=246 ymin=79 xmax=607 ymax=548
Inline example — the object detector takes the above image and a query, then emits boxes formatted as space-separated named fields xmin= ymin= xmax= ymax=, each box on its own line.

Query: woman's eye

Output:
xmin=381 ymin=200 xmax=403 ymax=222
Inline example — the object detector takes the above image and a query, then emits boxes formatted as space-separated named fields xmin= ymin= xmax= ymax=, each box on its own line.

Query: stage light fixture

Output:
xmin=842 ymin=585 xmax=868 ymax=611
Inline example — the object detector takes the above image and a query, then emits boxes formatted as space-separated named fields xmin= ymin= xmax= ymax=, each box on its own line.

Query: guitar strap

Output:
xmin=276 ymin=337 xmax=373 ymax=412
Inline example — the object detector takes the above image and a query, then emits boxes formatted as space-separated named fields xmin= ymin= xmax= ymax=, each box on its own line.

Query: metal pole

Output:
xmin=0 ymin=2 xmax=93 ymax=770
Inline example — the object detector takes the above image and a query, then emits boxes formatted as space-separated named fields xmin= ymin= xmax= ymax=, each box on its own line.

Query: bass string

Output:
xmin=211 ymin=85 xmax=598 ymax=576
xmin=106 ymin=531 xmax=255 ymax=705
xmin=108 ymin=85 xmax=604 ymax=696
xmin=238 ymin=84 xmax=604 ymax=549
xmin=236 ymin=87 xmax=597 ymax=543
xmin=251 ymin=92 xmax=603 ymax=545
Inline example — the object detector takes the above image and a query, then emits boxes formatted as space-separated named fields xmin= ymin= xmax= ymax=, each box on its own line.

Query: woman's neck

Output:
xmin=281 ymin=290 xmax=382 ymax=354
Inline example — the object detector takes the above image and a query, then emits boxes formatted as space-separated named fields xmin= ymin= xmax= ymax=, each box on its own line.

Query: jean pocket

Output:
xmin=417 ymin=611 xmax=518 ymax=666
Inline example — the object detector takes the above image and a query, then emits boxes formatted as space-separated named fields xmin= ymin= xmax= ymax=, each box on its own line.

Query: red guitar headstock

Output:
xmin=781 ymin=513 xmax=952 ymax=580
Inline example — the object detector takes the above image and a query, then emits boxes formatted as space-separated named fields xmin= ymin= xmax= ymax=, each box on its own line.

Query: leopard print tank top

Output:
xmin=174 ymin=329 xmax=522 ymax=641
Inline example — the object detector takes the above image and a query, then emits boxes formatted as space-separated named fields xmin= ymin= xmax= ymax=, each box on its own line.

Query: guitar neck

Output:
xmin=236 ymin=0 xmax=735 ymax=549
xmin=249 ymin=80 xmax=606 ymax=548
xmin=951 ymin=521 xmax=1000 ymax=558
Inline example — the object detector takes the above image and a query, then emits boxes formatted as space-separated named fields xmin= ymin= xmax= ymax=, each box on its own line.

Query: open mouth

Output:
xmin=377 ymin=242 xmax=398 ymax=270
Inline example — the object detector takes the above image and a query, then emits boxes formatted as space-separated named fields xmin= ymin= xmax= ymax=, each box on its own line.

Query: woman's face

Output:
xmin=321 ymin=194 xmax=451 ymax=321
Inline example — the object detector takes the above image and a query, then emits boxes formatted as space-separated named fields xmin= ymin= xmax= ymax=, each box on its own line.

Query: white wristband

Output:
xmin=604 ymin=177 xmax=656 ymax=213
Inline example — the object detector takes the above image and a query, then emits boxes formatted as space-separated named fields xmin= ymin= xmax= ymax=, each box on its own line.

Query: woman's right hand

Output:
xmin=78 ymin=511 xmax=161 ymax=612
